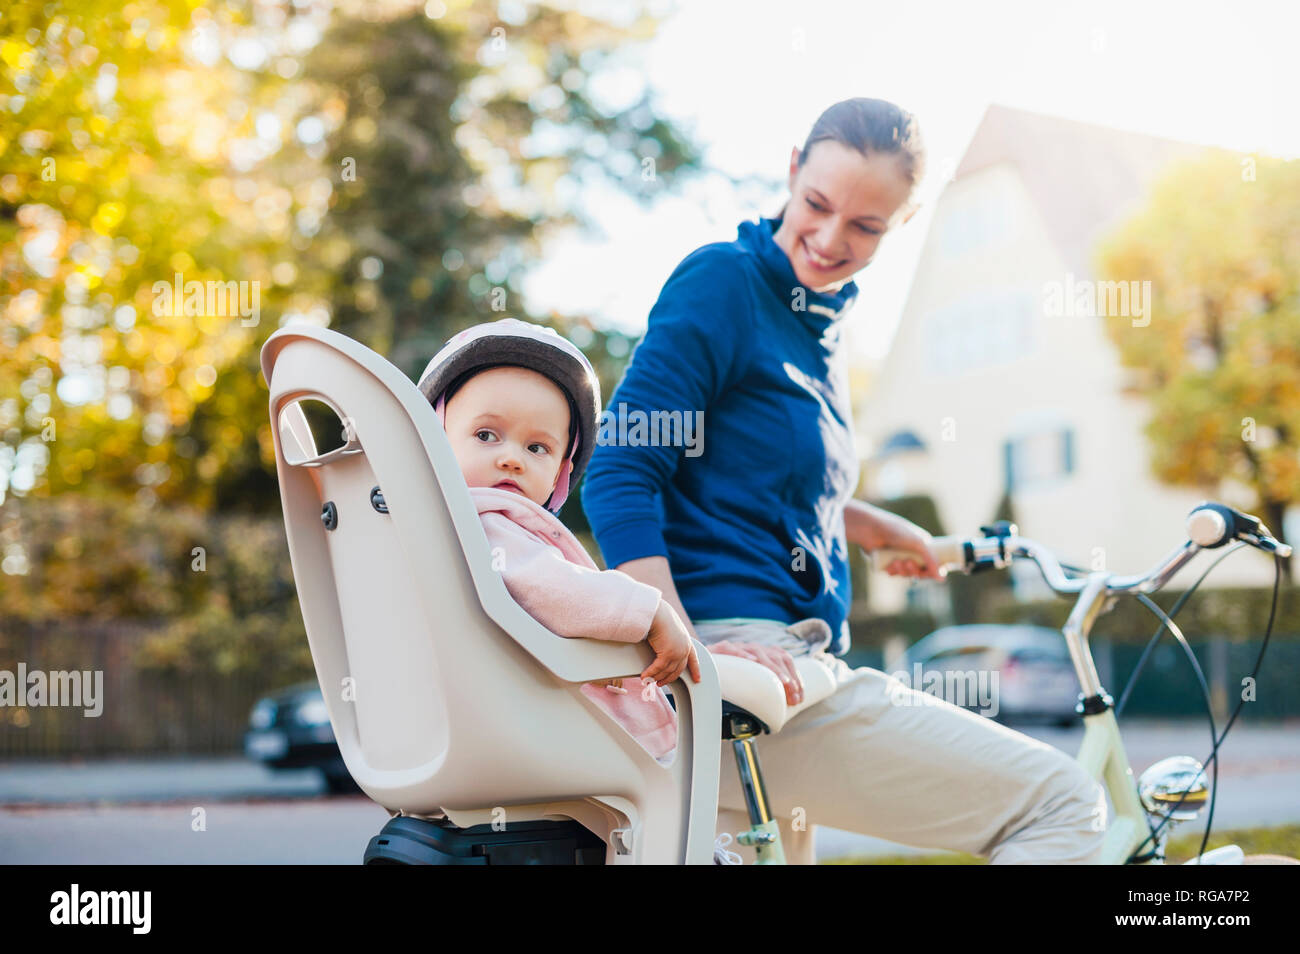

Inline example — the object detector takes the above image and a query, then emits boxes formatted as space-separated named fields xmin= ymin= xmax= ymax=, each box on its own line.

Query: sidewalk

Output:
xmin=0 ymin=756 xmax=326 ymax=806
xmin=3 ymin=719 xmax=1297 ymax=859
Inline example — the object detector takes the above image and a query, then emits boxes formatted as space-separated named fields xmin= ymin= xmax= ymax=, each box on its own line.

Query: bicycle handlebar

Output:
xmin=872 ymin=501 xmax=1291 ymax=596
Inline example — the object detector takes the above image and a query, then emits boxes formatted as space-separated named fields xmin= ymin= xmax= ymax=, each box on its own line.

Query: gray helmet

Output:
xmin=417 ymin=318 xmax=601 ymax=513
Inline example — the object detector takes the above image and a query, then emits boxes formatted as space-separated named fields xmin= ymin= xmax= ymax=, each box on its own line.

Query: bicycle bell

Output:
xmin=1137 ymin=755 xmax=1208 ymax=823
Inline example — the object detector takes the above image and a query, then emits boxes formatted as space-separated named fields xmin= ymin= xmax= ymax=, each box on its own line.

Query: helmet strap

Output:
xmin=544 ymin=428 xmax=580 ymax=512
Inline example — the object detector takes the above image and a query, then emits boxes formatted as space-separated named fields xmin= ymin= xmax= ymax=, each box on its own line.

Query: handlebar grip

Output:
xmin=1187 ymin=501 xmax=1294 ymax=558
xmin=1187 ymin=504 xmax=1233 ymax=547
xmin=872 ymin=535 xmax=968 ymax=573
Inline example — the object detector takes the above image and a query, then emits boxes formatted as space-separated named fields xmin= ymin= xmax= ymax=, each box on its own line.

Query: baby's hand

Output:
xmin=643 ymin=600 xmax=701 ymax=688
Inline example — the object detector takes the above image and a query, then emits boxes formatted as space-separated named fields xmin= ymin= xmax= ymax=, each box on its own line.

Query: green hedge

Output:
xmin=985 ymin=586 xmax=1300 ymax=644
xmin=0 ymin=494 xmax=313 ymax=684
xmin=0 ymin=495 xmax=314 ymax=755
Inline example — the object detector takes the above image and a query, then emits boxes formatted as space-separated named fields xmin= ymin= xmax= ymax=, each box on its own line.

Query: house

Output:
xmin=856 ymin=104 xmax=1282 ymax=613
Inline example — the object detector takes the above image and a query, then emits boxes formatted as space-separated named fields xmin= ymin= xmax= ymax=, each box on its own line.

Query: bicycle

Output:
xmin=725 ymin=501 xmax=1295 ymax=864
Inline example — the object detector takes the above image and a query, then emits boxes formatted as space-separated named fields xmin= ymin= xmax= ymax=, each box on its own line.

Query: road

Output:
xmin=2 ymin=720 xmax=1297 ymax=863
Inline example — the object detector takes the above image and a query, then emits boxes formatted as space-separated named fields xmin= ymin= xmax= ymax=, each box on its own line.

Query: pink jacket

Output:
xmin=470 ymin=487 xmax=678 ymax=764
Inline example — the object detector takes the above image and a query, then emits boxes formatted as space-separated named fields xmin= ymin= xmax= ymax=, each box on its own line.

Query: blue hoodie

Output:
xmin=581 ymin=216 xmax=861 ymax=656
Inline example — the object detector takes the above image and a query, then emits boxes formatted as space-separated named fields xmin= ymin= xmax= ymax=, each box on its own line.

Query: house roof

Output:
xmin=953 ymin=104 xmax=1212 ymax=276
xmin=873 ymin=428 xmax=928 ymax=459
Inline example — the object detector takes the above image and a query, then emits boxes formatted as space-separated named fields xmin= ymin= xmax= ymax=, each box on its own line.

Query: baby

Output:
xmin=418 ymin=318 xmax=700 ymax=765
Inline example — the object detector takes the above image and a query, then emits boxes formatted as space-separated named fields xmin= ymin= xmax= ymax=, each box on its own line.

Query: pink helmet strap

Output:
xmin=546 ymin=427 xmax=580 ymax=511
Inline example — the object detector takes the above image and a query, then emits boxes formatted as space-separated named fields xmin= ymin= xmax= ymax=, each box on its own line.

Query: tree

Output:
xmin=1096 ymin=153 xmax=1300 ymax=581
xmin=1 ymin=0 xmax=289 ymax=509
xmin=204 ymin=0 xmax=709 ymax=512
xmin=1 ymin=0 xmax=708 ymax=515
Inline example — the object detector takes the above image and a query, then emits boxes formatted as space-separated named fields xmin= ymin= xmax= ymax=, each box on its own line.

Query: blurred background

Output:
xmin=0 ymin=0 xmax=1296 ymax=862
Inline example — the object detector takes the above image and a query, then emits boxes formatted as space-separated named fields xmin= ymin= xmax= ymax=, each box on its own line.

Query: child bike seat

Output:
xmin=261 ymin=324 xmax=724 ymax=864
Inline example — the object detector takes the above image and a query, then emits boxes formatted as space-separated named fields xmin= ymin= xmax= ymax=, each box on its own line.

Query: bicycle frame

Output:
xmin=1057 ymin=563 xmax=1234 ymax=865
xmin=1058 ymin=570 xmax=1151 ymax=863
xmin=731 ymin=703 xmax=1158 ymax=865
xmin=731 ymin=549 xmax=1220 ymax=865
xmin=730 ymin=510 xmax=1293 ymax=865
xmin=1078 ymin=707 xmax=1151 ymax=863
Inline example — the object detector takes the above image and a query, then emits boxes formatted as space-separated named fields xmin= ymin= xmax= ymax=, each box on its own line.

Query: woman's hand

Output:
xmin=879 ymin=541 xmax=945 ymax=579
xmin=708 ymin=640 xmax=804 ymax=706
xmin=877 ymin=525 xmax=944 ymax=580
xmin=845 ymin=500 xmax=945 ymax=580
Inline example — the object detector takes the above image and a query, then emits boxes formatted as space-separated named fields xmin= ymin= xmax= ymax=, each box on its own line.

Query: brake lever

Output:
xmin=1232 ymin=509 xmax=1292 ymax=558
xmin=1248 ymin=533 xmax=1293 ymax=559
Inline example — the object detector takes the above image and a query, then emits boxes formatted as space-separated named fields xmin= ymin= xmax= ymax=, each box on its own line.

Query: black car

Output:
xmin=243 ymin=681 xmax=360 ymax=793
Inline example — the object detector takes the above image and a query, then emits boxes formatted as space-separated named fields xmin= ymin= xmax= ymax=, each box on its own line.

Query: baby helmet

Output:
xmin=417 ymin=318 xmax=601 ymax=514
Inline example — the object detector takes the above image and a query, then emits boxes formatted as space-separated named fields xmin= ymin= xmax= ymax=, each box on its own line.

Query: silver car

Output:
xmin=894 ymin=624 xmax=1080 ymax=727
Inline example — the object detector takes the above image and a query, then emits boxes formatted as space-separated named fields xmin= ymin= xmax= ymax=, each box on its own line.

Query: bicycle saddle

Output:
xmin=710 ymin=654 xmax=839 ymax=733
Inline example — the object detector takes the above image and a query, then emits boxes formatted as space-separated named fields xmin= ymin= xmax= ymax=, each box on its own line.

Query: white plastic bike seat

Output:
xmin=259 ymin=323 xmax=723 ymax=864
xmin=710 ymin=654 xmax=839 ymax=733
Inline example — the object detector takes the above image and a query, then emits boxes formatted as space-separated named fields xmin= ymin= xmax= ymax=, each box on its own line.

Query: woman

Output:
xmin=581 ymin=98 xmax=1107 ymax=864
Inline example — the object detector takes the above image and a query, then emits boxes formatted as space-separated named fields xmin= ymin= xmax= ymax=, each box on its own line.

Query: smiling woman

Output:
xmin=581 ymin=96 xmax=1114 ymax=865
xmin=583 ymin=97 xmax=932 ymax=662
xmin=773 ymin=99 xmax=925 ymax=293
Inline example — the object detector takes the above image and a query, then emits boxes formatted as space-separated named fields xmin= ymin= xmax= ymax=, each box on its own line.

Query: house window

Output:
xmin=1004 ymin=427 xmax=1074 ymax=491
xmin=925 ymin=287 xmax=1037 ymax=375
xmin=939 ymin=189 xmax=1013 ymax=258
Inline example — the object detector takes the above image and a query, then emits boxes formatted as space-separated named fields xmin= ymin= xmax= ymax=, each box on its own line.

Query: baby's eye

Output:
xmin=474 ymin=429 xmax=497 ymax=443
xmin=805 ymin=198 xmax=824 ymax=212
xmin=528 ymin=442 xmax=550 ymax=455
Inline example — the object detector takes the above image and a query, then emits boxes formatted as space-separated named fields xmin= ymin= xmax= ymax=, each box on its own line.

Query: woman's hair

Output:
xmin=777 ymin=97 xmax=926 ymax=220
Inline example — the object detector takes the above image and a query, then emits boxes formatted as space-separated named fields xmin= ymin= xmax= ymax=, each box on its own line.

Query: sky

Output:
xmin=521 ymin=0 xmax=1300 ymax=366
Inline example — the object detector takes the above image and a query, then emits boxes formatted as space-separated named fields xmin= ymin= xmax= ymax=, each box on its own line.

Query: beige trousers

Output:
xmin=696 ymin=617 xmax=1108 ymax=865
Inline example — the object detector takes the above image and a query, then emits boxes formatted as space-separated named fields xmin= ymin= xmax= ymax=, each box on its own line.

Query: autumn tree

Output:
xmin=1097 ymin=153 xmax=1300 ymax=580
xmin=0 ymin=0 xmax=294 ymax=510
xmin=1 ymin=0 xmax=708 ymax=517
xmin=217 ymin=0 xmax=703 ymax=513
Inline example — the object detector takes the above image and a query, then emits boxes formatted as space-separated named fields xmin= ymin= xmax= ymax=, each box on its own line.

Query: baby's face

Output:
xmin=442 ymin=366 xmax=571 ymax=508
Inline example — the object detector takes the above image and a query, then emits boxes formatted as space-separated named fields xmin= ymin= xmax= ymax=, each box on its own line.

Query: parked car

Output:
xmin=895 ymin=624 xmax=1080 ymax=727
xmin=244 ymin=681 xmax=360 ymax=793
